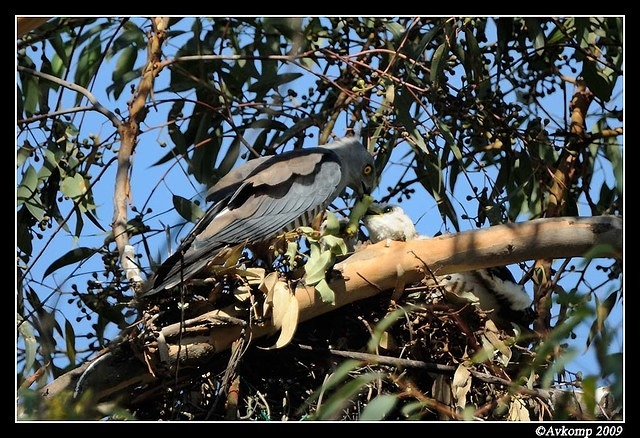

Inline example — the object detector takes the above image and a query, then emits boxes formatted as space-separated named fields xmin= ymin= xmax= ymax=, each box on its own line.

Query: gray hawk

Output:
xmin=362 ymin=202 xmax=535 ymax=327
xmin=140 ymin=136 xmax=376 ymax=297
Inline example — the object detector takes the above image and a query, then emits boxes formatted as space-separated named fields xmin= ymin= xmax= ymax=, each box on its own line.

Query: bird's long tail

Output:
xmin=137 ymin=251 xmax=211 ymax=298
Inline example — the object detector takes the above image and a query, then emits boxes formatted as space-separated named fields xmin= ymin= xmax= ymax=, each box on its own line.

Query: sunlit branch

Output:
xmin=16 ymin=66 xmax=122 ymax=128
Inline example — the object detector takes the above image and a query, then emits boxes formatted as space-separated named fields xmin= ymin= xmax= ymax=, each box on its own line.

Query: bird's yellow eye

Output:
xmin=362 ymin=164 xmax=374 ymax=176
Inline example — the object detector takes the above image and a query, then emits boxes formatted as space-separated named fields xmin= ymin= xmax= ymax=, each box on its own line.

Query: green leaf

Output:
xmin=73 ymin=209 xmax=85 ymax=246
xmin=60 ymin=173 xmax=88 ymax=200
xmin=209 ymin=138 xmax=242 ymax=187
xmin=326 ymin=359 xmax=364 ymax=387
xmin=436 ymin=119 xmax=461 ymax=160
xmin=547 ymin=18 xmax=572 ymax=45
xmin=418 ymin=157 xmax=460 ymax=231
xmin=272 ymin=118 xmax=316 ymax=148
xmin=586 ymin=291 xmax=618 ymax=351
xmin=49 ymin=32 xmax=69 ymax=67
xmin=109 ymin=44 xmax=140 ymax=100
xmin=534 ymin=309 xmax=591 ymax=388
xmin=320 ymin=235 xmax=348 ymax=255
xmin=191 ymin=124 xmax=221 ymax=186
xmin=108 ymin=23 xmax=145 ymax=56
xmin=74 ymin=36 xmax=102 ymax=105
xmin=312 ymin=372 xmax=384 ymax=420
xmin=314 ymin=278 xmax=335 ymax=304
xmin=247 ymin=72 xmax=303 ymax=94
xmin=17 ymin=165 xmax=39 ymax=206
xmin=17 ymin=143 xmax=34 ymax=168
xmin=64 ymin=318 xmax=77 ymax=366
xmin=359 ymin=394 xmax=398 ymax=420
xmin=524 ymin=18 xmax=546 ymax=54
xmin=601 ymin=131 xmax=623 ymax=195
xmin=37 ymin=54 xmax=54 ymax=113
xmin=43 ymin=247 xmax=98 ymax=279
xmin=384 ymin=21 xmax=406 ymax=43
xmin=246 ymin=118 xmax=289 ymax=132
xmin=597 ymin=181 xmax=614 ymax=211
xmin=430 ymin=42 xmax=448 ymax=85
xmin=322 ymin=211 xmax=341 ymax=236
xmin=367 ymin=307 xmax=407 ymax=353
xmin=264 ymin=17 xmax=300 ymax=39
xmin=304 ymin=246 xmax=334 ymax=285
xmin=395 ymin=88 xmax=428 ymax=153
xmin=400 ymin=400 xmax=429 ymax=420
xmin=172 ymin=194 xmax=205 ymax=224
xmin=17 ymin=314 xmax=37 ymax=377
xmin=156 ymin=100 xmax=188 ymax=164
xmin=17 ymin=208 xmax=34 ymax=259
xmin=601 ymin=352 xmax=623 ymax=399
xmin=582 ymin=60 xmax=616 ymax=102
xmin=24 ymin=199 xmax=47 ymax=224
xmin=414 ymin=24 xmax=441 ymax=59
xmin=578 ymin=376 xmax=599 ymax=417
xmin=79 ymin=295 xmax=127 ymax=328
xmin=540 ymin=348 xmax=578 ymax=389
xmin=64 ymin=122 xmax=79 ymax=139
xmin=297 ymin=226 xmax=315 ymax=236
xmin=582 ymin=243 xmax=618 ymax=261
xmin=21 ymin=67 xmax=40 ymax=118
xmin=285 ymin=241 xmax=299 ymax=265
xmin=17 ymin=164 xmax=47 ymax=223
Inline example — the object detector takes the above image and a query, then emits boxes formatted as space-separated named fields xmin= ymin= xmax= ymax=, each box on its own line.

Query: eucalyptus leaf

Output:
xmin=247 ymin=72 xmax=303 ymax=94
xmin=172 ymin=194 xmax=205 ymax=224
xmin=60 ymin=173 xmax=88 ymax=200
xmin=17 ymin=314 xmax=37 ymax=377
xmin=314 ymin=278 xmax=335 ymax=304
xmin=304 ymin=246 xmax=334 ymax=285
xmin=17 ymin=165 xmax=39 ymax=206
xmin=64 ymin=318 xmax=77 ymax=366
xmin=43 ymin=247 xmax=98 ymax=279
xmin=359 ymin=394 xmax=398 ymax=421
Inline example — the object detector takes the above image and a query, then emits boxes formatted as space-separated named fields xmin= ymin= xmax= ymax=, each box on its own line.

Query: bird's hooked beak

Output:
xmin=361 ymin=181 xmax=371 ymax=197
xmin=365 ymin=201 xmax=386 ymax=216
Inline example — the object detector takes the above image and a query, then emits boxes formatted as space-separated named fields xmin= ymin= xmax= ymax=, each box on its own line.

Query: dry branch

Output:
xmin=158 ymin=215 xmax=621 ymax=355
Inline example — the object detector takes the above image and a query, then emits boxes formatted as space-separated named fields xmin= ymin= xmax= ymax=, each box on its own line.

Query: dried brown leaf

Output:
xmin=451 ymin=363 xmax=472 ymax=410
xmin=258 ymin=275 xmax=299 ymax=349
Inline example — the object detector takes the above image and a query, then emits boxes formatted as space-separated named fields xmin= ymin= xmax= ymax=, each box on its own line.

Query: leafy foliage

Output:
xmin=16 ymin=16 xmax=622 ymax=421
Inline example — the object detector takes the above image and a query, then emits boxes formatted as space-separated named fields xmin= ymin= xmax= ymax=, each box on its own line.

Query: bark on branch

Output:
xmin=112 ymin=17 xmax=171 ymax=286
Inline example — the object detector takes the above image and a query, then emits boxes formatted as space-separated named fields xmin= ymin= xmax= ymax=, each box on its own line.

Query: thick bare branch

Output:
xmin=112 ymin=17 xmax=171 ymax=285
xmin=40 ymin=214 xmax=621 ymax=404
xmin=167 ymin=215 xmax=622 ymax=360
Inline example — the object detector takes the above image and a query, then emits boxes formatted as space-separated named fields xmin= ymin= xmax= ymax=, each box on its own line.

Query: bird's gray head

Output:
xmin=362 ymin=202 xmax=419 ymax=243
xmin=322 ymin=137 xmax=376 ymax=197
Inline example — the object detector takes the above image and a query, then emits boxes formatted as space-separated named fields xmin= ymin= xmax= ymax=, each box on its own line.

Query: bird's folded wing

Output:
xmin=142 ymin=149 xmax=344 ymax=297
